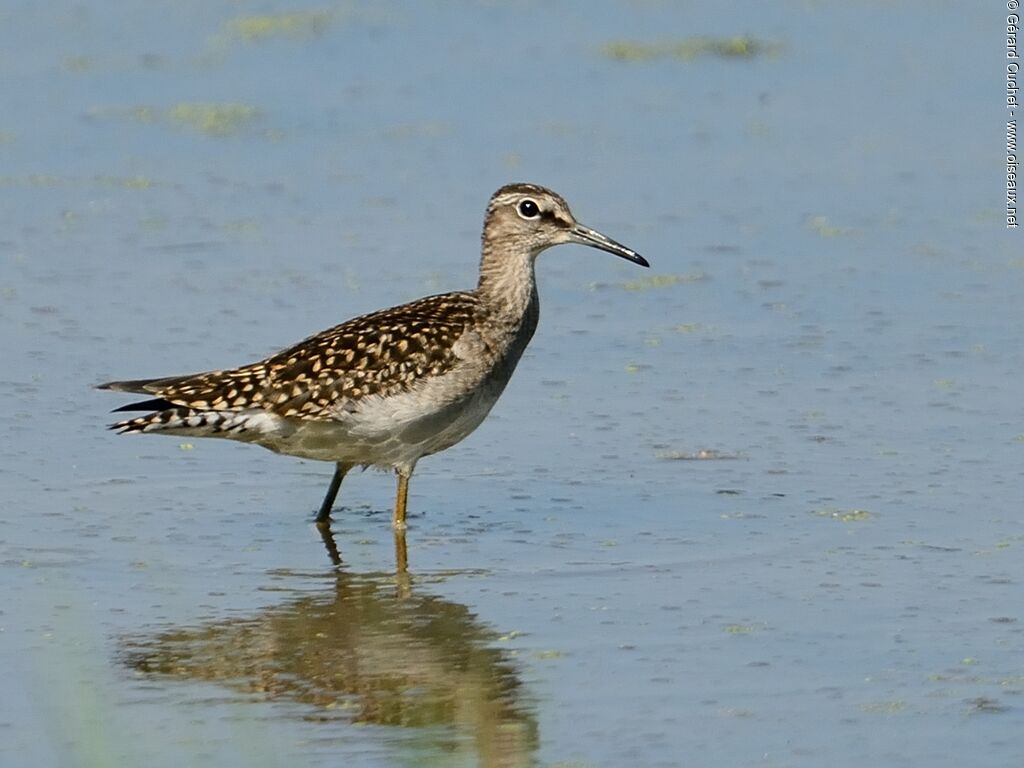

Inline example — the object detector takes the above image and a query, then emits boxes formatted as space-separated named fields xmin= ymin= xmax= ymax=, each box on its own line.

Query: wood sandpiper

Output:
xmin=99 ymin=183 xmax=648 ymax=529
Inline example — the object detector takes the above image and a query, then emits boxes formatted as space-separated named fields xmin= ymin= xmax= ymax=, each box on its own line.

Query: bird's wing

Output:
xmin=98 ymin=292 xmax=481 ymax=418
xmin=260 ymin=292 xmax=480 ymax=419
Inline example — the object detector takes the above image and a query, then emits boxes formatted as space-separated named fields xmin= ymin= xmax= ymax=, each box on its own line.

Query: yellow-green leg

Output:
xmin=316 ymin=462 xmax=351 ymax=523
xmin=393 ymin=469 xmax=411 ymax=530
xmin=393 ymin=529 xmax=408 ymax=574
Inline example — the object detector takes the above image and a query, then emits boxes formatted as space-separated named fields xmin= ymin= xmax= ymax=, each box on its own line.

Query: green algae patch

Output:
xmin=623 ymin=272 xmax=706 ymax=291
xmin=657 ymin=449 xmax=742 ymax=461
xmin=95 ymin=103 xmax=261 ymax=137
xmin=167 ymin=102 xmax=260 ymax=136
xmin=0 ymin=175 xmax=156 ymax=189
xmin=227 ymin=10 xmax=333 ymax=41
xmin=600 ymin=36 xmax=779 ymax=63
xmin=860 ymin=700 xmax=906 ymax=715
xmin=672 ymin=322 xmax=707 ymax=334
xmin=814 ymin=508 xmax=874 ymax=523
xmin=806 ymin=215 xmax=852 ymax=238
xmin=724 ymin=623 xmax=757 ymax=635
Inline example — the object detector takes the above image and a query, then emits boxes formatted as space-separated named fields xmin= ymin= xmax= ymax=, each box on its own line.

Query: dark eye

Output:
xmin=517 ymin=199 xmax=540 ymax=219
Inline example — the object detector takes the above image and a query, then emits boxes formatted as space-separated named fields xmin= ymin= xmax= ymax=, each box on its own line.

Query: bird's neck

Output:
xmin=476 ymin=239 xmax=539 ymax=324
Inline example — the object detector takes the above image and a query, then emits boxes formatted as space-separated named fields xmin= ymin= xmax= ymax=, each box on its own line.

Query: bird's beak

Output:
xmin=569 ymin=224 xmax=650 ymax=267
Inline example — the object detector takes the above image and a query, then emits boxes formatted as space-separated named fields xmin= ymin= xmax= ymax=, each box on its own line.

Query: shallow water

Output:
xmin=2 ymin=1 xmax=1021 ymax=766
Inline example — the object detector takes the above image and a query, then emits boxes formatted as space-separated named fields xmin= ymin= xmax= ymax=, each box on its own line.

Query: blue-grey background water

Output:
xmin=2 ymin=2 xmax=1021 ymax=766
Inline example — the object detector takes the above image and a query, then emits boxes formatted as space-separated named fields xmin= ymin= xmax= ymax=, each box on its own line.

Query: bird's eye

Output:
xmin=517 ymin=199 xmax=540 ymax=219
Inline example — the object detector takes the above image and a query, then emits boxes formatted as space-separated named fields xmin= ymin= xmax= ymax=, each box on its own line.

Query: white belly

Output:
xmin=237 ymin=359 xmax=514 ymax=469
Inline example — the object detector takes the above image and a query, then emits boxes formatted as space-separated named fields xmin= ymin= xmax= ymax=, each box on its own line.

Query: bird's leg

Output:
xmin=393 ymin=466 xmax=413 ymax=530
xmin=393 ymin=529 xmax=408 ymax=575
xmin=393 ymin=529 xmax=411 ymax=599
xmin=317 ymin=518 xmax=343 ymax=567
xmin=316 ymin=462 xmax=350 ymax=523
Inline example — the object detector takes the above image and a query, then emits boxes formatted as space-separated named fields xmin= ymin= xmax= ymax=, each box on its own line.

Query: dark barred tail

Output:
xmin=110 ymin=407 xmax=232 ymax=435
xmin=96 ymin=375 xmax=199 ymax=395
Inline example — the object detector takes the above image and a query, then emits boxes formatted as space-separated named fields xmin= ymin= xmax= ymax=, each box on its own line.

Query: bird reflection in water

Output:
xmin=120 ymin=524 xmax=537 ymax=767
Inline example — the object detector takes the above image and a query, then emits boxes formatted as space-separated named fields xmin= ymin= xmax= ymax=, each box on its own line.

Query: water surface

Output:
xmin=2 ymin=2 xmax=1020 ymax=767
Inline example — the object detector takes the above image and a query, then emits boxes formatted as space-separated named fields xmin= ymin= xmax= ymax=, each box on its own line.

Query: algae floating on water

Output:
xmin=813 ymin=508 xmax=874 ymax=523
xmin=656 ymin=449 xmax=742 ymax=461
xmin=806 ymin=215 xmax=852 ymax=238
xmin=599 ymin=36 xmax=780 ymax=63
xmin=227 ymin=10 xmax=333 ymax=42
xmin=622 ymin=272 xmax=706 ymax=291
xmin=166 ymin=103 xmax=260 ymax=137
xmin=94 ymin=103 xmax=261 ymax=137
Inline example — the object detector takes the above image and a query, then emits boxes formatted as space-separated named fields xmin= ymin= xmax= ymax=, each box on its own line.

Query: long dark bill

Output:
xmin=570 ymin=224 xmax=649 ymax=268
